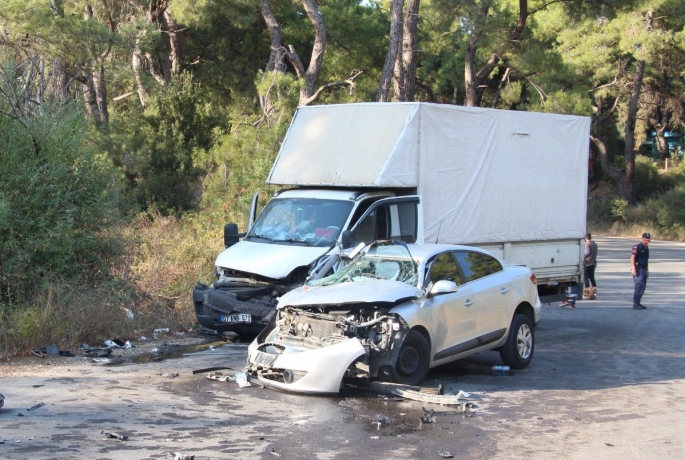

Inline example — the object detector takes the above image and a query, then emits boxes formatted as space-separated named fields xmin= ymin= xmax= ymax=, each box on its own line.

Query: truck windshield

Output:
xmin=246 ymin=198 xmax=353 ymax=248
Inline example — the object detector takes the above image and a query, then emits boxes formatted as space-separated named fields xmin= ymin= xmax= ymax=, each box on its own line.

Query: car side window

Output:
xmin=426 ymin=252 xmax=463 ymax=286
xmin=484 ymin=254 xmax=503 ymax=274
xmin=454 ymin=251 xmax=491 ymax=282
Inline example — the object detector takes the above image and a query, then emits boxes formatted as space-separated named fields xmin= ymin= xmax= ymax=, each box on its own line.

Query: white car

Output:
xmin=246 ymin=241 xmax=541 ymax=394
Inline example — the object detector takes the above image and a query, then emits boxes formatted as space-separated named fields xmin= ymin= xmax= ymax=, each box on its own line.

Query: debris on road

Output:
xmin=419 ymin=407 xmax=437 ymax=424
xmin=27 ymin=402 xmax=46 ymax=411
xmin=370 ymin=381 xmax=472 ymax=405
xmin=31 ymin=346 xmax=75 ymax=358
xmin=102 ymin=431 xmax=128 ymax=441
xmin=235 ymin=372 xmax=251 ymax=388
xmin=192 ymin=366 xmax=235 ymax=374
xmin=438 ymin=449 xmax=454 ymax=458
xmin=172 ymin=452 xmax=195 ymax=460
xmin=153 ymin=328 xmax=170 ymax=335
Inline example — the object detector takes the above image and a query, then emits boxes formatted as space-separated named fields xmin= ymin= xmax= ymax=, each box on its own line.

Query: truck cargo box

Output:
xmin=268 ymin=102 xmax=591 ymax=246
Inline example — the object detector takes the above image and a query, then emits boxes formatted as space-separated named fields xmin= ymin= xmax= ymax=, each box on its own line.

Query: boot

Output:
xmin=589 ymin=287 xmax=597 ymax=300
xmin=583 ymin=288 xmax=592 ymax=300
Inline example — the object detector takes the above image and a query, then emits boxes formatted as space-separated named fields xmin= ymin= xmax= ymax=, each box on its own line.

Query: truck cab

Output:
xmin=193 ymin=188 xmax=422 ymax=336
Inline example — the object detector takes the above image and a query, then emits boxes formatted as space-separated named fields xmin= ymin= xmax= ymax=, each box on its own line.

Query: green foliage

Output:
xmin=0 ymin=100 xmax=120 ymax=302
xmin=655 ymin=187 xmax=685 ymax=231
xmin=634 ymin=155 xmax=675 ymax=200
xmin=110 ymin=74 xmax=224 ymax=215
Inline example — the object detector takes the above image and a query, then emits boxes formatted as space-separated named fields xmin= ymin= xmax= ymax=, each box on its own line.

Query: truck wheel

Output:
xmin=385 ymin=330 xmax=430 ymax=386
xmin=499 ymin=314 xmax=534 ymax=369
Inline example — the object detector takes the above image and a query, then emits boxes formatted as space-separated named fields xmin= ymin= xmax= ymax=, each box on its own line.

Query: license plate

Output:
xmin=251 ymin=351 xmax=277 ymax=368
xmin=219 ymin=313 xmax=251 ymax=323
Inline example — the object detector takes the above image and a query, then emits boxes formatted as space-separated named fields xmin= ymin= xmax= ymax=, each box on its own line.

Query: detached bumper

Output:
xmin=193 ymin=286 xmax=274 ymax=334
xmin=247 ymin=338 xmax=366 ymax=394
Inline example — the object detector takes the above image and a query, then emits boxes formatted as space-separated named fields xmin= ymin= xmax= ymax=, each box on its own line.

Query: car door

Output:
xmin=453 ymin=250 xmax=510 ymax=343
xmin=423 ymin=251 xmax=479 ymax=363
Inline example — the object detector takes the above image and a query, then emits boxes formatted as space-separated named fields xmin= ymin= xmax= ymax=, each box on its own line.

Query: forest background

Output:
xmin=1 ymin=0 xmax=684 ymax=357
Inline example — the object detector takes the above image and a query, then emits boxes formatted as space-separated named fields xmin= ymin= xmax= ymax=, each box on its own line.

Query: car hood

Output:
xmin=215 ymin=241 xmax=330 ymax=280
xmin=278 ymin=280 xmax=423 ymax=309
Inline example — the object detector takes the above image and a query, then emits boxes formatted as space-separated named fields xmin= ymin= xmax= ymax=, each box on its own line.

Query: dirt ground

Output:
xmin=1 ymin=236 xmax=685 ymax=460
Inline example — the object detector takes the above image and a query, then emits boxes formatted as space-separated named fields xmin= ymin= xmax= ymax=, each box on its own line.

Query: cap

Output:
xmin=642 ymin=232 xmax=651 ymax=239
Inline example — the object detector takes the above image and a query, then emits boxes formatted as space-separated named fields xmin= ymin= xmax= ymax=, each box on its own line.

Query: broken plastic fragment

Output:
xmin=439 ymin=450 xmax=454 ymax=458
xmin=45 ymin=345 xmax=59 ymax=356
xmin=27 ymin=402 xmax=46 ymax=411
xmin=102 ymin=431 xmax=128 ymax=441
xmin=173 ymin=453 xmax=195 ymax=460
xmin=235 ymin=372 xmax=251 ymax=388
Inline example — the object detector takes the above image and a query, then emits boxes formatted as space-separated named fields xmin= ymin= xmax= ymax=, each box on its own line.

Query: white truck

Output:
xmin=193 ymin=102 xmax=590 ymax=336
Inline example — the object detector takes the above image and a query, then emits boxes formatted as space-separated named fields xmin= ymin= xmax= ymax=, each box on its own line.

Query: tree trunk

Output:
xmin=401 ymin=0 xmax=420 ymax=102
xmin=392 ymin=37 xmax=404 ymax=101
xmin=298 ymin=0 xmax=327 ymax=106
xmin=377 ymin=0 xmax=404 ymax=102
xmin=92 ymin=63 xmax=109 ymax=130
xmin=259 ymin=0 xmax=284 ymax=72
xmin=623 ymin=59 xmax=645 ymax=206
xmin=464 ymin=40 xmax=478 ymax=107
xmin=162 ymin=10 xmax=185 ymax=77
xmin=132 ymin=33 xmax=147 ymax=107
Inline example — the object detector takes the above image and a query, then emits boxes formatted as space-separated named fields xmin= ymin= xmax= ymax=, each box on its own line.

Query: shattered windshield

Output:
xmin=310 ymin=241 xmax=418 ymax=287
xmin=246 ymin=198 xmax=353 ymax=248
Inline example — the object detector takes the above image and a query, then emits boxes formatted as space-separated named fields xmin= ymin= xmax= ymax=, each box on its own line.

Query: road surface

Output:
xmin=1 ymin=236 xmax=684 ymax=459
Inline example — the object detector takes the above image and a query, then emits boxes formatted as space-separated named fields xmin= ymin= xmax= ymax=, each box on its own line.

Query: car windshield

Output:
xmin=246 ymin=198 xmax=353 ymax=248
xmin=309 ymin=241 xmax=418 ymax=287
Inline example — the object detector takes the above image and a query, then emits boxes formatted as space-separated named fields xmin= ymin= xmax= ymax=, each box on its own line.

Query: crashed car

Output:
xmin=246 ymin=241 xmax=541 ymax=394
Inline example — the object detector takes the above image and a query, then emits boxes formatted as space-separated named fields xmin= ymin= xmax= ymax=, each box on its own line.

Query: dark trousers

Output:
xmin=584 ymin=265 xmax=596 ymax=288
xmin=633 ymin=268 xmax=648 ymax=305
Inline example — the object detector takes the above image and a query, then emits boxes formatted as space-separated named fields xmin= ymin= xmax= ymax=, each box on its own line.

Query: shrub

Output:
xmin=634 ymin=155 xmax=675 ymax=201
xmin=0 ymin=101 xmax=121 ymax=302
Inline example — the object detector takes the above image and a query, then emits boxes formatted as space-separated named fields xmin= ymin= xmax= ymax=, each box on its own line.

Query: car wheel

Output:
xmin=499 ymin=314 xmax=534 ymax=369
xmin=385 ymin=330 xmax=430 ymax=386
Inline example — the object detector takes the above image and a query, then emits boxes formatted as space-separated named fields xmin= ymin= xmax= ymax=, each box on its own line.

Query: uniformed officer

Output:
xmin=630 ymin=232 xmax=651 ymax=310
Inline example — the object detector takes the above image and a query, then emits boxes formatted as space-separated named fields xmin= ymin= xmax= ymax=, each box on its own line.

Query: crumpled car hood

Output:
xmin=278 ymin=280 xmax=422 ymax=308
xmin=215 ymin=240 xmax=330 ymax=279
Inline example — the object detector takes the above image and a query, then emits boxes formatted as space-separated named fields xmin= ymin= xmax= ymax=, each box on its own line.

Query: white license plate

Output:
xmin=219 ymin=313 xmax=251 ymax=323
xmin=251 ymin=351 xmax=277 ymax=368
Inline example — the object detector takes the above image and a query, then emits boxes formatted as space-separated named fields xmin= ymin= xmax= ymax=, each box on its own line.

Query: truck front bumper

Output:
xmin=193 ymin=285 xmax=275 ymax=335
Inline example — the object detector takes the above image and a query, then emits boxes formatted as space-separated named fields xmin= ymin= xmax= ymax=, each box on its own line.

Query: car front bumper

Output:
xmin=246 ymin=338 xmax=366 ymax=394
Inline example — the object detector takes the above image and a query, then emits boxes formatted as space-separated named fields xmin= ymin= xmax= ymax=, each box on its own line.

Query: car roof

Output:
xmin=404 ymin=243 xmax=492 ymax=263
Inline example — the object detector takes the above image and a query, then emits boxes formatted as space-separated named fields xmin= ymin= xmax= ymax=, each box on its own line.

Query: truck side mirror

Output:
xmin=341 ymin=230 xmax=354 ymax=249
xmin=224 ymin=223 xmax=241 ymax=248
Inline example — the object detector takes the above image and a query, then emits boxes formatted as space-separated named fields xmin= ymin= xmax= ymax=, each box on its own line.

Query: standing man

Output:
xmin=631 ymin=232 xmax=651 ymax=310
xmin=583 ymin=233 xmax=598 ymax=299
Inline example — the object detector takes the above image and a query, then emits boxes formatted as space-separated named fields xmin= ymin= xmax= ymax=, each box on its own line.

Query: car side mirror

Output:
xmin=224 ymin=223 xmax=242 ymax=248
xmin=341 ymin=230 xmax=354 ymax=249
xmin=428 ymin=280 xmax=458 ymax=297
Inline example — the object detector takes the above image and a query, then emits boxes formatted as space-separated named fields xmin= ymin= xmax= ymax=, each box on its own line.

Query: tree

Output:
xmin=377 ymin=0 xmax=404 ymax=102
xmin=259 ymin=0 xmax=362 ymax=108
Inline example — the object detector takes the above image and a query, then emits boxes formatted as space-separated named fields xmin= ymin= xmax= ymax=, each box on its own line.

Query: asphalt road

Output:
xmin=1 ymin=236 xmax=684 ymax=459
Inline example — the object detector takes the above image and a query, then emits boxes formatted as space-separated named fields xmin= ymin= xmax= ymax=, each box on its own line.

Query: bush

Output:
xmin=656 ymin=187 xmax=685 ymax=231
xmin=0 ymin=101 xmax=121 ymax=302
xmin=634 ymin=156 xmax=674 ymax=201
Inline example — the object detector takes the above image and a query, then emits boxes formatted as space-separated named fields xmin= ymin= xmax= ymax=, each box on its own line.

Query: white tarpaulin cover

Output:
xmin=267 ymin=103 xmax=590 ymax=244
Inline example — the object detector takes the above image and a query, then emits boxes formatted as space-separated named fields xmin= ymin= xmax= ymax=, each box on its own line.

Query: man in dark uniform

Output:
xmin=631 ymin=232 xmax=651 ymax=310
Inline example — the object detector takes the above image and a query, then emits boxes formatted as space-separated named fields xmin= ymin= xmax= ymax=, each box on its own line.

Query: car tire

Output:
xmin=499 ymin=314 xmax=534 ymax=369
xmin=384 ymin=330 xmax=430 ymax=386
